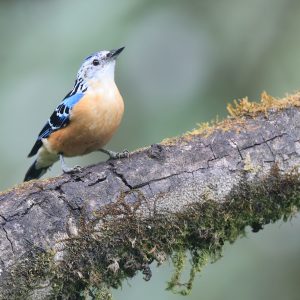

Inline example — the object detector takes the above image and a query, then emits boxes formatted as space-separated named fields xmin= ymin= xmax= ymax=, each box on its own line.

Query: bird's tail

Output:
xmin=24 ymin=160 xmax=49 ymax=182
xmin=24 ymin=146 xmax=59 ymax=182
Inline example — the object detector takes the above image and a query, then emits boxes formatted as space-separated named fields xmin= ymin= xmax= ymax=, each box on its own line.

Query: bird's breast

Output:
xmin=46 ymin=80 xmax=124 ymax=156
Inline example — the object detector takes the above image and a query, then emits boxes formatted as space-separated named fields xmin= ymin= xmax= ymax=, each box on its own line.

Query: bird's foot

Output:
xmin=62 ymin=165 xmax=83 ymax=174
xmin=60 ymin=154 xmax=83 ymax=174
xmin=99 ymin=149 xmax=129 ymax=160
xmin=110 ymin=149 xmax=130 ymax=159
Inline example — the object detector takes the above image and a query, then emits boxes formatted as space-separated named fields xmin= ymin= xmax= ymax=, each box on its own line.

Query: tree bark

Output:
xmin=1 ymin=98 xmax=300 ymax=299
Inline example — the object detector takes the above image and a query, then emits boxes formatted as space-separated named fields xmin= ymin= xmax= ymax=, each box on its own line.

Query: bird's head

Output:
xmin=77 ymin=47 xmax=124 ymax=82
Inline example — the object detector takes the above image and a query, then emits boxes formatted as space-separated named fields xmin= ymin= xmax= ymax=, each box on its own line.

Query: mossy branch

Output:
xmin=1 ymin=92 xmax=300 ymax=299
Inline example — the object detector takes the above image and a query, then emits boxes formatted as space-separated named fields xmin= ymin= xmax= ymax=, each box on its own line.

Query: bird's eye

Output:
xmin=92 ymin=59 xmax=100 ymax=66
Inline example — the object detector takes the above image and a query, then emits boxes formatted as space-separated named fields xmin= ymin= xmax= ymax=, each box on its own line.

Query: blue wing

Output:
xmin=28 ymin=93 xmax=84 ymax=157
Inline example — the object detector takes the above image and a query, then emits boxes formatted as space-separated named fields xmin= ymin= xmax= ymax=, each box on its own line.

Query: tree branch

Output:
xmin=1 ymin=93 xmax=300 ymax=299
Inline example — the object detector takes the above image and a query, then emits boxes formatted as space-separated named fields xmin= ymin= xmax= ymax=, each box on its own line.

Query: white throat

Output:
xmin=94 ymin=61 xmax=116 ymax=81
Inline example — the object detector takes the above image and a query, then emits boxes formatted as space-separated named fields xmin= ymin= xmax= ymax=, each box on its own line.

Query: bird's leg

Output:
xmin=59 ymin=154 xmax=82 ymax=173
xmin=98 ymin=148 xmax=129 ymax=159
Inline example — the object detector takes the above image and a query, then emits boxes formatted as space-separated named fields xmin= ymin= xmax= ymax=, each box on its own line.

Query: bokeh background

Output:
xmin=1 ymin=0 xmax=300 ymax=299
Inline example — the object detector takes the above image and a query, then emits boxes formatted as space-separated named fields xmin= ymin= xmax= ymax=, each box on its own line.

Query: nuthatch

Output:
xmin=24 ymin=47 xmax=126 ymax=181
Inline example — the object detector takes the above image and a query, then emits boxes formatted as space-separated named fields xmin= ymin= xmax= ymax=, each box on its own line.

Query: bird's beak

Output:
xmin=109 ymin=47 xmax=125 ymax=59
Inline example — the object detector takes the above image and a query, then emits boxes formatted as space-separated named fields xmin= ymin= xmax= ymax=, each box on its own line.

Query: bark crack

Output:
xmin=2 ymin=227 xmax=14 ymax=253
xmin=239 ymin=133 xmax=286 ymax=152
xmin=53 ymin=184 xmax=82 ymax=211
xmin=4 ymin=199 xmax=46 ymax=222
xmin=0 ymin=214 xmax=7 ymax=223
xmin=109 ymin=162 xmax=133 ymax=189
xmin=208 ymin=144 xmax=217 ymax=159
xmin=87 ymin=176 xmax=107 ymax=187
xmin=229 ymin=139 xmax=244 ymax=160
xmin=132 ymin=169 xmax=195 ymax=190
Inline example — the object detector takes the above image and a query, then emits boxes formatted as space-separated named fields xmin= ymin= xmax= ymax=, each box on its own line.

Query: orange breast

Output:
xmin=45 ymin=80 xmax=124 ymax=157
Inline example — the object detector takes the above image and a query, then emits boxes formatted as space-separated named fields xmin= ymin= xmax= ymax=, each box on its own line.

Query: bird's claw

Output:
xmin=62 ymin=165 xmax=83 ymax=174
xmin=99 ymin=148 xmax=130 ymax=160
xmin=115 ymin=149 xmax=130 ymax=159
xmin=108 ymin=149 xmax=130 ymax=160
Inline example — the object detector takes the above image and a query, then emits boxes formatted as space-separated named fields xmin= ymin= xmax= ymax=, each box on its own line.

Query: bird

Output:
xmin=24 ymin=47 xmax=127 ymax=182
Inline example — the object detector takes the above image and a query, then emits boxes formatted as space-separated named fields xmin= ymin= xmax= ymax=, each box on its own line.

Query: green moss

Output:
xmin=161 ymin=91 xmax=300 ymax=146
xmin=3 ymin=166 xmax=300 ymax=299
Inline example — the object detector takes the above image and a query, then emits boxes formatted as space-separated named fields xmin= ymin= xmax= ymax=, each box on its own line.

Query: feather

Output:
xmin=27 ymin=93 xmax=84 ymax=157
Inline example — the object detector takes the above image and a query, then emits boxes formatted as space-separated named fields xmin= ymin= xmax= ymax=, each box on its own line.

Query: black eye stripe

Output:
xmin=92 ymin=59 xmax=100 ymax=66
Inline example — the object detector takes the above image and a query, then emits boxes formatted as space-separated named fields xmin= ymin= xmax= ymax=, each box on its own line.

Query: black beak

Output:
xmin=109 ymin=47 xmax=125 ymax=58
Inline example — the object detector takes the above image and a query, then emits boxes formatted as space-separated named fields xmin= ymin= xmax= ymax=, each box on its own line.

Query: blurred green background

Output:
xmin=0 ymin=0 xmax=300 ymax=299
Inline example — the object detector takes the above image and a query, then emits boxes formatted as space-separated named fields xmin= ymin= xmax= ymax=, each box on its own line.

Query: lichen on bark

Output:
xmin=2 ymin=165 xmax=300 ymax=300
